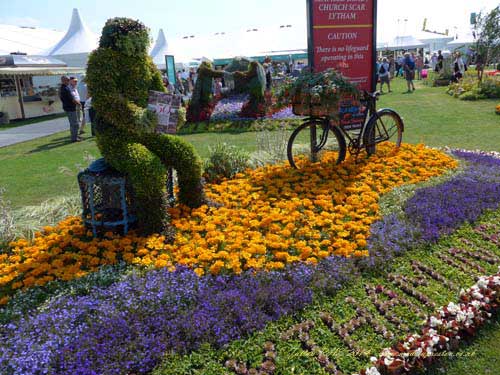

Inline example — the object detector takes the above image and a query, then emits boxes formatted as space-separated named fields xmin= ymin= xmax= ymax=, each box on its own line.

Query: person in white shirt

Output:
xmin=69 ymin=77 xmax=82 ymax=133
xmin=84 ymin=96 xmax=96 ymax=136
xmin=452 ymin=51 xmax=465 ymax=82
xmin=77 ymin=77 xmax=88 ymax=134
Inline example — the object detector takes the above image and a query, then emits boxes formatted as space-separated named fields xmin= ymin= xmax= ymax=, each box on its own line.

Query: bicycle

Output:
xmin=287 ymin=91 xmax=404 ymax=169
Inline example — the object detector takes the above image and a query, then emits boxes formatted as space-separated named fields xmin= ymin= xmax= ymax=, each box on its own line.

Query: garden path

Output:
xmin=0 ymin=117 xmax=69 ymax=148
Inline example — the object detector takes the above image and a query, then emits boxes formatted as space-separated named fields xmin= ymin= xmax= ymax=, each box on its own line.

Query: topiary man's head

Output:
xmin=99 ymin=17 xmax=150 ymax=56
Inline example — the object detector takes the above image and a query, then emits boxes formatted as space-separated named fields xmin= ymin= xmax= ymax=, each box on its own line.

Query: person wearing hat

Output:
xmin=59 ymin=75 xmax=81 ymax=142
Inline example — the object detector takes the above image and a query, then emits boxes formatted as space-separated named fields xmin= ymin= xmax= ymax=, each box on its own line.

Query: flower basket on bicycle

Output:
xmin=291 ymin=94 xmax=338 ymax=117
xmin=276 ymin=68 xmax=360 ymax=119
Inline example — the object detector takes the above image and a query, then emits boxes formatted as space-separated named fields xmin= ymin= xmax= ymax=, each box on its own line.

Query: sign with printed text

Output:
xmin=148 ymin=91 xmax=182 ymax=134
xmin=307 ymin=0 xmax=377 ymax=92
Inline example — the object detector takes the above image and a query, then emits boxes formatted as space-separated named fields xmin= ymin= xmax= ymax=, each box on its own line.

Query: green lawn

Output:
xmin=0 ymin=78 xmax=498 ymax=209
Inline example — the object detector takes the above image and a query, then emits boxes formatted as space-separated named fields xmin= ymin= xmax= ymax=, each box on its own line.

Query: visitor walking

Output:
xmin=476 ymin=53 xmax=485 ymax=82
xmin=378 ymin=57 xmax=391 ymax=93
xmin=451 ymin=51 xmax=465 ymax=83
xmin=436 ymin=50 xmax=444 ymax=72
xmin=389 ymin=56 xmax=395 ymax=78
xmin=415 ymin=54 xmax=423 ymax=80
xmin=396 ymin=54 xmax=405 ymax=77
xmin=403 ymin=53 xmax=415 ymax=93
xmin=84 ymin=95 xmax=96 ymax=136
xmin=59 ymin=76 xmax=81 ymax=142
xmin=264 ymin=57 xmax=273 ymax=91
xmin=76 ymin=76 xmax=88 ymax=134
xmin=431 ymin=52 xmax=438 ymax=71
xmin=163 ymin=77 xmax=175 ymax=93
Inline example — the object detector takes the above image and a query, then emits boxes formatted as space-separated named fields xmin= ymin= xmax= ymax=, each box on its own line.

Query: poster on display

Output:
xmin=148 ymin=90 xmax=182 ymax=134
xmin=165 ymin=55 xmax=176 ymax=85
xmin=307 ymin=0 xmax=377 ymax=93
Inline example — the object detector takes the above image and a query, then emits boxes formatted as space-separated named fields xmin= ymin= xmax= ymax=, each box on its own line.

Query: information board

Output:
xmin=165 ymin=55 xmax=176 ymax=86
xmin=307 ymin=0 xmax=377 ymax=92
xmin=148 ymin=90 xmax=182 ymax=134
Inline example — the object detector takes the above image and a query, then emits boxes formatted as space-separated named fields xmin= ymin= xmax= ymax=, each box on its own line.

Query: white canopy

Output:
xmin=387 ymin=35 xmax=426 ymax=50
xmin=150 ymin=29 xmax=169 ymax=68
xmin=447 ymin=34 xmax=475 ymax=48
xmin=167 ymin=23 xmax=307 ymax=63
xmin=44 ymin=8 xmax=98 ymax=55
xmin=0 ymin=66 xmax=84 ymax=76
xmin=0 ymin=24 xmax=64 ymax=55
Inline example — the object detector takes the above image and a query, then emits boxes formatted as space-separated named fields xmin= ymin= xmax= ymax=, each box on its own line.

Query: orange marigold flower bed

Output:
xmin=0 ymin=143 xmax=457 ymax=303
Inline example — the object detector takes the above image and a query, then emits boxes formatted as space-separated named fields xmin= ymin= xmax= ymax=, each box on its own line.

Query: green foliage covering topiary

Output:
xmin=232 ymin=61 xmax=267 ymax=117
xmin=86 ymin=18 xmax=205 ymax=235
xmin=187 ymin=61 xmax=224 ymax=122
xmin=99 ymin=17 xmax=150 ymax=56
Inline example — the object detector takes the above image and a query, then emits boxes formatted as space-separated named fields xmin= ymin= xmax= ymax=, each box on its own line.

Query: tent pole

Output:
xmin=14 ymin=75 xmax=26 ymax=120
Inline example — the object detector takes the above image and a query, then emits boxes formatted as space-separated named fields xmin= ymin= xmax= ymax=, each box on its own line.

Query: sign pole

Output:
xmin=306 ymin=0 xmax=315 ymax=71
xmin=371 ymin=0 xmax=378 ymax=93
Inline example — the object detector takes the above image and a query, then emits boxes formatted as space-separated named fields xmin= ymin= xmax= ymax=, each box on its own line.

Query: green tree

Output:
xmin=475 ymin=5 xmax=500 ymax=66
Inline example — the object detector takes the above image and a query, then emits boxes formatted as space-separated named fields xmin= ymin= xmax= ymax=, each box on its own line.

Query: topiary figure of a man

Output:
xmin=225 ymin=58 xmax=267 ymax=118
xmin=186 ymin=61 xmax=225 ymax=122
xmin=86 ymin=18 xmax=205 ymax=235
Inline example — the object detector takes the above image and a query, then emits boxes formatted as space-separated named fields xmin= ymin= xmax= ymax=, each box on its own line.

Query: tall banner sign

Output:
xmin=307 ymin=0 xmax=377 ymax=92
xmin=165 ymin=55 xmax=177 ymax=85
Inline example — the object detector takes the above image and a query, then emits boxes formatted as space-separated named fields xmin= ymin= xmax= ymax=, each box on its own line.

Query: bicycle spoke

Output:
xmin=287 ymin=120 xmax=346 ymax=169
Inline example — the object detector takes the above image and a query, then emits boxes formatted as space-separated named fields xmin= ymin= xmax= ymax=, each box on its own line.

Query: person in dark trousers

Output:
xmin=59 ymin=75 xmax=81 ymax=142
xmin=436 ymin=50 xmax=444 ymax=72
xmin=403 ymin=52 xmax=416 ymax=92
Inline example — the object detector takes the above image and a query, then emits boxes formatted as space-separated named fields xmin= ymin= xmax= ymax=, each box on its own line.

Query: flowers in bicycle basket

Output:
xmin=274 ymin=68 xmax=360 ymax=116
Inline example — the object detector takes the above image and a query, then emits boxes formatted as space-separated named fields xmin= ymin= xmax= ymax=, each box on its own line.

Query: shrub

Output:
xmin=203 ymin=142 xmax=250 ymax=183
xmin=459 ymin=91 xmax=484 ymax=100
xmin=448 ymin=76 xmax=500 ymax=100
xmin=480 ymin=78 xmax=500 ymax=98
xmin=249 ymin=123 xmax=288 ymax=167
xmin=0 ymin=188 xmax=15 ymax=251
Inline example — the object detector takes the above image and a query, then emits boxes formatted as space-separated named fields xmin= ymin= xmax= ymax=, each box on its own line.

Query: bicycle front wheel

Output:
xmin=364 ymin=109 xmax=404 ymax=155
xmin=287 ymin=119 xmax=346 ymax=169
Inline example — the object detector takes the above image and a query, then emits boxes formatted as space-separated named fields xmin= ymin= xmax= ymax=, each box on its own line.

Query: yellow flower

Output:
xmin=0 ymin=143 xmax=457 ymax=295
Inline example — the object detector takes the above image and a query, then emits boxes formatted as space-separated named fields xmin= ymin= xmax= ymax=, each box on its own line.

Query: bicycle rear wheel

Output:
xmin=363 ymin=109 xmax=404 ymax=155
xmin=287 ymin=119 xmax=346 ymax=169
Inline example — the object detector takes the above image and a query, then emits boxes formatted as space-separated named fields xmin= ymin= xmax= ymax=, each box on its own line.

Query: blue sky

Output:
xmin=0 ymin=0 xmax=498 ymax=42
xmin=0 ymin=0 xmax=306 ymax=36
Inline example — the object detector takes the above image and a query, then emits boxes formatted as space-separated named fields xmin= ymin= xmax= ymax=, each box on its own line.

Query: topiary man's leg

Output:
xmin=141 ymin=133 xmax=205 ymax=208
xmin=98 ymin=132 xmax=169 ymax=235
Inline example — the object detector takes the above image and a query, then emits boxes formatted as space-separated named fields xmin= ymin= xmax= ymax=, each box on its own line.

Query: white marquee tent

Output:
xmin=44 ymin=8 xmax=98 ymax=68
xmin=167 ymin=23 xmax=307 ymax=63
xmin=0 ymin=24 xmax=64 ymax=55
xmin=447 ymin=34 xmax=475 ymax=48
xmin=386 ymin=35 xmax=426 ymax=51
xmin=150 ymin=29 xmax=170 ymax=69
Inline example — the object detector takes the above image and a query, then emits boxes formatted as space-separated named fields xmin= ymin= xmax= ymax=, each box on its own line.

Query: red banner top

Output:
xmin=308 ymin=0 xmax=377 ymax=92
xmin=312 ymin=0 xmax=374 ymax=26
